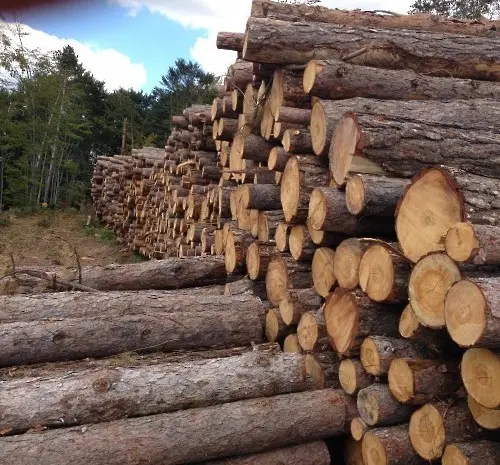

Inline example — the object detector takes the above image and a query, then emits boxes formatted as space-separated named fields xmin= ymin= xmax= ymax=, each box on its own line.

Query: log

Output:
xmin=388 ymin=359 xmax=461 ymax=405
xmin=224 ymin=277 xmax=268 ymax=301
xmin=268 ymin=146 xmax=291 ymax=172
xmin=346 ymin=175 xmax=410 ymax=217
xmin=409 ymin=400 xmax=486 ymax=461
xmin=275 ymin=106 xmax=311 ymax=125
xmin=216 ymin=32 xmax=245 ymax=52
xmin=250 ymin=0 xmax=500 ymax=37
xmin=217 ymin=118 xmax=240 ymax=142
xmin=362 ymin=424 xmax=426 ymax=465
xmin=246 ymin=242 xmax=277 ymax=281
xmin=338 ymin=358 xmax=374 ymax=396
xmin=350 ymin=418 xmax=369 ymax=441
xmin=266 ymin=256 xmax=312 ymax=305
xmin=257 ymin=210 xmax=284 ymax=242
xmin=408 ymin=253 xmax=461 ymax=329
xmin=279 ymin=288 xmax=322 ymax=326
xmin=243 ymin=17 xmax=500 ymax=81
xmin=265 ymin=308 xmax=290 ymax=343
xmin=305 ymin=352 xmax=340 ymax=389
xmin=241 ymin=134 xmax=276 ymax=164
xmin=289 ymin=224 xmax=316 ymax=261
xmin=201 ymin=441 xmax=331 ymax=465
xmin=445 ymin=278 xmax=500 ymax=348
xmin=360 ymin=336 xmax=432 ymax=377
xmin=467 ymin=395 xmax=500 ymax=430
xmin=304 ymin=59 xmax=500 ymax=101
xmin=442 ymin=441 xmax=500 ymax=465
xmin=0 ymin=303 xmax=266 ymax=367
xmin=269 ymin=68 xmax=311 ymax=117
xmin=307 ymin=218 xmax=348 ymax=247
xmin=324 ymin=288 xmax=402 ymax=356
xmin=445 ymin=223 xmax=500 ymax=265
xmin=330 ymin=100 xmax=500 ymax=185
xmin=311 ymin=247 xmax=336 ymax=297
xmin=225 ymin=229 xmax=254 ymax=274
xmin=0 ymin=389 xmax=352 ymax=465
xmin=283 ymin=333 xmax=303 ymax=354
xmin=282 ymin=129 xmax=313 ymax=154
xmin=275 ymin=223 xmax=290 ymax=252
xmin=240 ymin=184 xmax=281 ymax=211
xmin=357 ymin=384 xmax=416 ymax=427
xmin=76 ymin=257 xmax=228 ymax=291
xmin=333 ymin=238 xmax=370 ymax=290
xmin=359 ymin=243 xmax=411 ymax=303
xmin=461 ymin=348 xmax=500 ymax=410
xmin=0 ymin=348 xmax=318 ymax=435
xmin=297 ymin=309 xmax=329 ymax=352
xmin=344 ymin=437 xmax=365 ymax=465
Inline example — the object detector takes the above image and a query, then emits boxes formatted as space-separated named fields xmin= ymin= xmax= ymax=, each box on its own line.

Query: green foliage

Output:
xmin=409 ymin=0 xmax=499 ymax=18
xmin=36 ymin=209 xmax=56 ymax=228
xmin=0 ymin=215 xmax=9 ymax=227
xmin=82 ymin=223 xmax=116 ymax=242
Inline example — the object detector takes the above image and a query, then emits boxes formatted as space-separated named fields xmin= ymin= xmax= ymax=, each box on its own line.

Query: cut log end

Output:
xmin=398 ymin=304 xmax=419 ymax=339
xmin=361 ymin=431 xmax=387 ymax=465
xmin=308 ymin=188 xmax=327 ymax=231
xmin=297 ymin=311 xmax=320 ymax=352
xmin=409 ymin=404 xmax=445 ymax=460
xmin=330 ymin=114 xmax=360 ymax=185
xmin=265 ymin=308 xmax=282 ymax=342
xmin=345 ymin=175 xmax=365 ymax=216
xmin=275 ymin=223 xmax=289 ymax=252
xmin=303 ymin=59 xmax=321 ymax=94
xmin=224 ymin=230 xmax=238 ymax=274
xmin=289 ymin=225 xmax=305 ymax=261
xmin=310 ymin=101 xmax=328 ymax=156
xmin=324 ymin=289 xmax=357 ymax=355
xmin=283 ymin=334 xmax=303 ymax=353
xmin=387 ymin=358 xmax=414 ymax=404
xmin=281 ymin=157 xmax=300 ymax=223
xmin=311 ymin=247 xmax=336 ymax=297
xmin=333 ymin=239 xmax=366 ymax=290
xmin=444 ymin=222 xmax=479 ymax=263
xmin=339 ymin=359 xmax=359 ymax=395
xmin=246 ymin=242 xmax=261 ymax=280
xmin=360 ymin=337 xmax=382 ymax=377
xmin=359 ymin=245 xmax=396 ymax=303
xmin=265 ymin=257 xmax=288 ymax=305
xmin=351 ymin=418 xmax=369 ymax=442
xmin=468 ymin=395 xmax=500 ymax=430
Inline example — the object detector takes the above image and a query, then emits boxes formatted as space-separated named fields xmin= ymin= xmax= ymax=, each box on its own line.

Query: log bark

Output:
xmin=0 ymin=348 xmax=318 ymax=435
xmin=409 ymin=253 xmax=461 ymax=329
xmin=445 ymin=223 xmax=500 ymax=265
xmin=225 ymin=229 xmax=254 ymax=274
xmin=305 ymin=352 xmax=340 ymax=389
xmin=289 ymin=224 xmax=316 ymax=261
xmin=311 ymin=247 xmax=336 ymax=297
xmin=324 ymin=288 xmax=402 ymax=356
xmin=282 ymin=129 xmax=313 ymax=154
xmin=360 ymin=336 xmax=432 ymax=377
xmin=240 ymin=184 xmax=281 ymax=210
xmin=216 ymin=32 xmax=245 ymax=52
xmin=350 ymin=417 xmax=369 ymax=441
xmin=461 ymin=348 xmax=500 ymax=410
xmin=275 ymin=106 xmax=311 ymax=125
xmin=269 ymin=69 xmax=311 ymax=118
xmin=445 ymin=278 xmax=500 ymax=348
xmin=224 ymin=277 xmax=268 ymax=301
xmin=346 ymin=175 xmax=410 ymax=217
xmin=344 ymin=437 xmax=365 ymax=465
xmin=362 ymin=424 xmax=426 ymax=465
xmin=409 ymin=400 xmax=486 ymax=461
xmin=442 ymin=441 xmax=500 ymax=465
xmin=297 ymin=309 xmax=329 ymax=352
xmin=388 ymin=359 xmax=461 ymax=405
xmin=243 ymin=18 xmax=500 ymax=81
xmin=250 ymin=0 xmax=500 ymax=37
xmin=304 ymin=59 xmax=500 ymax=101
xmin=338 ymin=358 xmax=374 ymax=396
xmin=265 ymin=308 xmax=291 ymax=343
xmin=240 ymin=134 xmax=276 ymax=164
xmin=0 ymin=304 xmax=265 ymax=367
xmin=257 ymin=210 xmax=284 ymax=242
xmin=200 ymin=441 xmax=331 ymax=465
xmin=266 ymin=256 xmax=312 ymax=305
xmin=268 ymin=146 xmax=291 ymax=172
xmin=0 ymin=389 xmax=352 ymax=465
xmin=357 ymin=384 xmax=416 ymax=427
xmin=279 ymin=288 xmax=322 ymax=326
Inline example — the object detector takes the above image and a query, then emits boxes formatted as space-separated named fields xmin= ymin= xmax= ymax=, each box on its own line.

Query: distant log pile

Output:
xmin=25 ymin=0 xmax=499 ymax=463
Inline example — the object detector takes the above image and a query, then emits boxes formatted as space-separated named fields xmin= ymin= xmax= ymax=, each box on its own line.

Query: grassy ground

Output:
xmin=0 ymin=209 xmax=140 ymax=276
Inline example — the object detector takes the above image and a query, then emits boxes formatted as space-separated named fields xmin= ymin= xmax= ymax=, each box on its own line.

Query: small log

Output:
xmin=445 ymin=223 xmax=500 ymax=265
xmin=360 ymin=336 xmax=432 ymax=377
xmin=409 ymin=253 xmax=461 ymax=329
xmin=311 ymin=247 xmax=336 ymax=297
xmin=305 ymin=352 xmax=341 ymax=389
xmin=216 ymin=32 xmax=244 ymax=52
xmin=268 ymin=146 xmax=292 ymax=172
xmin=275 ymin=223 xmax=291 ymax=252
xmin=388 ymin=359 xmax=461 ymax=405
xmin=279 ymin=288 xmax=322 ymax=326
xmin=265 ymin=308 xmax=292 ymax=343
xmin=283 ymin=334 xmax=303 ymax=354
xmin=269 ymin=68 xmax=311 ymax=117
xmin=266 ymin=256 xmax=312 ymax=305
xmin=297 ymin=308 xmax=329 ymax=352
xmin=409 ymin=400 xmax=486 ymax=461
xmin=257 ymin=210 xmax=285 ymax=242
xmin=362 ymin=424 xmax=426 ymax=465
xmin=289 ymin=224 xmax=316 ymax=261
xmin=246 ymin=242 xmax=277 ymax=281
xmin=282 ymin=129 xmax=313 ymax=154
xmin=351 ymin=418 xmax=369 ymax=442
xmin=241 ymin=134 xmax=276 ymax=164
xmin=217 ymin=118 xmax=239 ymax=142
xmin=224 ymin=277 xmax=268 ymax=301
xmin=461 ymin=348 xmax=500 ymax=410
xmin=357 ymin=384 xmax=416 ymax=427
xmin=467 ymin=395 xmax=500 ymax=430
xmin=240 ymin=184 xmax=281 ymax=210
xmin=338 ymin=358 xmax=374 ymax=396
xmin=275 ymin=106 xmax=311 ymax=125
xmin=442 ymin=441 xmax=500 ymax=465
xmin=225 ymin=229 xmax=254 ymax=274
xmin=346 ymin=175 xmax=410 ymax=217
xmin=307 ymin=218 xmax=348 ymax=247
xmin=333 ymin=238 xmax=370 ymax=290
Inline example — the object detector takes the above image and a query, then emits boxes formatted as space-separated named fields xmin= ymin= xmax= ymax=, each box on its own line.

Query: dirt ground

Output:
xmin=0 ymin=209 xmax=138 ymax=276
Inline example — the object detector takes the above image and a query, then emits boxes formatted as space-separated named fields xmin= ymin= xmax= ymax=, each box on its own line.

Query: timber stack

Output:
xmin=69 ymin=0 xmax=500 ymax=463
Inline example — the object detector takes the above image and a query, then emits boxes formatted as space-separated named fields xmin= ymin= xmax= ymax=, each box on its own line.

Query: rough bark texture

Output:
xmin=216 ymin=32 xmax=245 ymax=52
xmin=442 ymin=441 xmax=500 ymax=465
xmin=243 ymin=18 xmax=500 ymax=81
xmin=305 ymin=59 xmax=500 ymax=101
xmin=269 ymin=69 xmax=311 ymax=118
xmin=241 ymin=184 xmax=281 ymax=211
xmin=0 ymin=306 xmax=265 ymax=367
xmin=0 ymin=349 xmax=318 ymax=435
xmin=305 ymin=352 xmax=341 ymax=389
xmin=339 ymin=358 xmax=374 ymax=396
xmin=250 ymin=1 xmax=500 ymax=37
xmin=0 ymin=389 xmax=352 ymax=465
xmin=275 ymin=106 xmax=311 ymax=125
xmin=200 ymin=441 xmax=331 ymax=465
xmin=224 ymin=277 xmax=268 ymax=301
xmin=279 ymin=288 xmax=322 ymax=326
xmin=282 ymin=129 xmax=313 ymax=154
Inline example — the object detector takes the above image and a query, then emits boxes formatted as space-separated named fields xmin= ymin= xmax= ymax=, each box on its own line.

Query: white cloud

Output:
xmin=5 ymin=23 xmax=147 ymax=91
xmin=113 ymin=0 xmax=414 ymax=76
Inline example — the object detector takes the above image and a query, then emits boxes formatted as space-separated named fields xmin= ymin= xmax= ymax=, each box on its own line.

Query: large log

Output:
xmin=243 ymin=17 xmax=500 ymax=81
xmin=442 ymin=441 xmax=500 ymax=465
xmin=250 ymin=0 xmax=500 ymax=37
xmin=201 ymin=441 xmax=331 ymax=465
xmin=304 ymin=59 xmax=500 ymax=101
xmin=0 ymin=389 xmax=354 ymax=465
xmin=0 ymin=348 xmax=319 ymax=435
xmin=330 ymin=99 xmax=500 ymax=186
xmin=0 ymin=303 xmax=266 ymax=367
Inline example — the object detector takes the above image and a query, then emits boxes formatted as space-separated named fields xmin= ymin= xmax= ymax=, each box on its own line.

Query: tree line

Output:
xmin=0 ymin=21 xmax=218 ymax=211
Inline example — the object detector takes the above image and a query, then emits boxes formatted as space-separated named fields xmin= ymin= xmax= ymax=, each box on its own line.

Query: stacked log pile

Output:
xmin=82 ymin=1 xmax=500 ymax=463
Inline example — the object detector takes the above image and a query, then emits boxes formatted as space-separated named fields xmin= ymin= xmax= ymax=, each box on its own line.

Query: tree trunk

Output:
xmin=266 ymin=255 xmax=312 ymax=305
xmin=305 ymin=352 xmax=340 ymax=389
xmin=409 ymin=400 xmax=485 ymax=461
xmin=445 ymin=278 xmax=500 ymax=348
xmin=338 ymin=358 xmax=374 ymax=396
xmin=289 ymin=224 xmax=316 ymax=261
xmin=279 ymin=288 xmax=322 ymax=326
xmin=362 ymin=424 xmax=426 ymax=465
xmin=250 ymin=0 xmax=500 ymax=37
xmin=275 ymin=106 xmax=311 ymax=125
xmin=269 ymin=69 xmax=311 ymax=118
xmin=324 ymin=288 xmax=402 ymax=356
xmin=442 ymin=441 xmax=500 ymax=465
xmin=388 ymin=359 xmax=462 ymax=405
xmin=357 ymin=384 xmax=416 ymax=427
xmin=0 ymin=348 xmax=318 ymax=435
xmin=216 ymin=32 xmax=244 ymax=52
xmin=333 ymin=238 xmax=371 ymax=290
xmin=346 ymin=175 xmax=410 ymax=217
xmin=0 ymin=389 xmax=352 ymax=465
xmin=241 ymin=184 xmax=281 ymax=210
xmin=0 ymin=306 xmax=265 ymax=367
xmin=200 ymin=441 xmax=331 ymax=465
xmin=311 ymin=247 xmax=336 ymax=297
xmin=360 ymin=336 xmax=432 ymax=377
xmin=304 ymin=59 xmax=500 ymax=101
xmin=282 ymin=129 xmax=313 ymax=154
xmin=445 ymin=223 xmax=500 ymax=265
xmin=246 ymin=242 xmax=277 ymax=281
xmin=297 ymin=309 xmax=329 ymax=352
xmin=243 ymin=18 xmax=500 ymax=81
